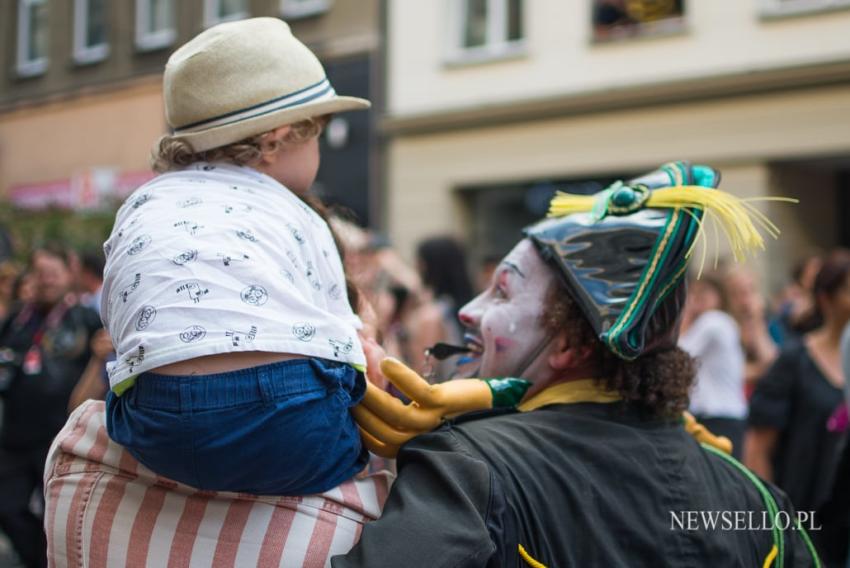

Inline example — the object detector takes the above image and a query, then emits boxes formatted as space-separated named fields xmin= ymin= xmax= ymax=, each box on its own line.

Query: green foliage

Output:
xmin=0 ymin=202 xmax=116 ymax=261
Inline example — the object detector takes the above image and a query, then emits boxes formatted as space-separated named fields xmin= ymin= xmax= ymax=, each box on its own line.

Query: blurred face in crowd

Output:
xmin=0 ymin=263 xmax=18 ymax=303
xmin=32 ymin=250 xmax=72 ymax=307
xmin=799 ymin=256 xmax=822 ymax=293
xmin=457 ymin=239 xmax=558 ymax=381
xmin=684 ymin=279 xmax=722 ymax=319
xmin=724 ymin=269 xmax=764 ymax=321
xmin=818 ymin=272 xmax=850 ymax=329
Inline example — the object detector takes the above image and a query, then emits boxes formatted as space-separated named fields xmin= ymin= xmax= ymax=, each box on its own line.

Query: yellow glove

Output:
xmin=354 ymin=358 xmax=734 ymax=458
xmin=353 ymin=358 xmax=531 ymax=458
xmin=683 ymin=411 xmax=733 ymax=455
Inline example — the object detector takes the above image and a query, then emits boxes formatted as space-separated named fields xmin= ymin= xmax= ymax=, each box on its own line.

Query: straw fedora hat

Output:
xmin=164 ymin=17 xmax=370 ymax=152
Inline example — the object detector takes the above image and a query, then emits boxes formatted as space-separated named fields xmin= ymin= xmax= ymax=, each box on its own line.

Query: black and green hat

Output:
xmin=525 ymin=161 xmax=787 ymax=360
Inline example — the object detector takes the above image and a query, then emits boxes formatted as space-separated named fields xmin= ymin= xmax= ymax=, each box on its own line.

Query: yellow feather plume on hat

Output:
xmin=548 ymin=184 xmax=797 ymax=277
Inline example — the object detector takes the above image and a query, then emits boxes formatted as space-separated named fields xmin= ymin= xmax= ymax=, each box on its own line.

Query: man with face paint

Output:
xmin=454 ymin=240 xmax=566 ymax=394
xmin=336 ymin=162 xmax=820 ymax=567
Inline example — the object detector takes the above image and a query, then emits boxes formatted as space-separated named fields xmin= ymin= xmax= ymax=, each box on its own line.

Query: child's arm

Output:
xmin=354 ymin=293 xmax=390 ymax=390
xmin=359 ymin=334 xmax=388 ymax=391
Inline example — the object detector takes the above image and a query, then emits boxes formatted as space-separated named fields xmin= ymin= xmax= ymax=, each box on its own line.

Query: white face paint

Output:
xmin=457 ymin=239 xmax=557 ymax=379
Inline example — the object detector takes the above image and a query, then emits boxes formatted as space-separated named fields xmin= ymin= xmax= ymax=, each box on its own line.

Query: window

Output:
xmin=281 ymin=0 xmax=333 ymax=20
xmin=16 ymin=0 xmax=48 ymax=77
xmin=760 ymin=0 xmax=850 ymax=17
xmin=592 ymin=0 xmax=685 ymax=43
xmin=204 ymin=0 xmax=249 ymax=27
xmin=449 ymin=0 xmax=525 ymax=64
xmin=74 ymin=0 xmax=109 ymax=64
xmin=135 ymin=0 xmax=176 ymax=51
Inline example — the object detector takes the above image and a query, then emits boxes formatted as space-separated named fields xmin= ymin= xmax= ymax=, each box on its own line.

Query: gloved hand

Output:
xmin=355 ymin=358 xmax=734 ymax=457
xmin=353 ymin=357 xmax=531 ymax=458
xmin=683 ymin=411 xmax=733 ymax=455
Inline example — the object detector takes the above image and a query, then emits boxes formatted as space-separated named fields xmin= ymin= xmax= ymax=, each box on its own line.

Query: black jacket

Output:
xmin=335 ymin=402 xmax=818 ymax=567
xmin=0 ymin=302 xmax=102 ymax=449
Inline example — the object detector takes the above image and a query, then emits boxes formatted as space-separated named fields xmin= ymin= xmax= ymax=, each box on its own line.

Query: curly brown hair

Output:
xmin=543 ymin=282 xmax=696 ymax=418
xmin=151 ymin=116 xmax=330 ymax=173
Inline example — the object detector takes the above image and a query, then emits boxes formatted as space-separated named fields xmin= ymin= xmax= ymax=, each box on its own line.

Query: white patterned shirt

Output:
xmin=102 ymin=163 xmax=365 ymax=392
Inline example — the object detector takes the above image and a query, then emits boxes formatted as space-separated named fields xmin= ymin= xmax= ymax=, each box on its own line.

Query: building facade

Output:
xmin=0 ymin=0 xmax=382 ymax=224
xmin=383 ymin=0 xmax=850 ymax=293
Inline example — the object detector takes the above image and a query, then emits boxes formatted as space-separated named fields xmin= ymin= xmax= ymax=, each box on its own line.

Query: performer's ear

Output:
xmin=547 ymin=333 xmax=595 ymax=371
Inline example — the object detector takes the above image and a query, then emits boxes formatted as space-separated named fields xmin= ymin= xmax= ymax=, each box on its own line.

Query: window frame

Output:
xmin=445 ymin=0 xmax=527 ymax=66
xmin=73 ymin=0 xmax=110 ymax=65
xmin=16 ymin=0 xmax=48 ymax=77
xmin=135 ymin=0 xmax=177 ymax=52
xmin=759 ymin=0 xmax=850 ymax=18
xmin=280 ymin=0 xmax=334 ymax=20
xmin=203 ymin=0 xmax=250 ymax=28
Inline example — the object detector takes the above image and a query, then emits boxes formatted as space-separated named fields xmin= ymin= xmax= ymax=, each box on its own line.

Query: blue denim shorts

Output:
xmin=106 ymin=358 xmax=367 ymax=495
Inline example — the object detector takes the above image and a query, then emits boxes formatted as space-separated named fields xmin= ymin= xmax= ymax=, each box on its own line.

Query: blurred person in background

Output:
xmin=68 ymin=249 xmax=114 ymax=412
xmin=13 ymin=271 xmax=37 ymax=306
xmin=746 ymin=249 xmax=850 ymax=516
xmin=769 ymin=253 xmax=823 ymax=346
xmin=77 ymin=249 xmax=105 ymax=315
xmin=0 ymin=244 xmax=102 ymax=568
xmin=0 ymin=261 xmax=21 ymax=324
xmin=67 ymin=329 xmax=113 ymax=413
xmin=679 ymin=271 xmax=747 ymax=458
xmin=814 ymin=320 xmax=850 ymax=567
xmin=329 ymin=218 xmax=422 ymax=358
xmin=408 ymin=236 xmax=475 ymax=382
xmin=724 ymin=267 xmax=778 ymax=397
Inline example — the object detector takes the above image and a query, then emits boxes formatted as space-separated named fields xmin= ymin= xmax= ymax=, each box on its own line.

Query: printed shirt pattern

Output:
xmin=102 ymin=163 xmax=365 ymax=391
xmin=44 ymin=401 xmax=392 ymax=567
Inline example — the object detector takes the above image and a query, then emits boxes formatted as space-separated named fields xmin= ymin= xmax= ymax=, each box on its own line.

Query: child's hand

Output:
xmin=359 ymin=333 xmax=388 ymax=390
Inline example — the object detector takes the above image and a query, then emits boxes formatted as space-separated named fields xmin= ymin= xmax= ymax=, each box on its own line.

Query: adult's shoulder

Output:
xmin=433 ymin=404 xmax=629 ymax=463
xmin=398 ymin=408 xmax=537 ymax=466
xmin=768 ymin=337 xmax=810 ymax=371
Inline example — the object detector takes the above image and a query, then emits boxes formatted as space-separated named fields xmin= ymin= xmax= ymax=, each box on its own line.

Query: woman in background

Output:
xmin=679 ymin=271 xmax=747 ymax=458
xmin=407 ymin=237 xmax=475 ymax=382
xmin=746 ymin=249 xmax=850 ymax=515
xmin=724 ymin=267 xmax=778 ymax=397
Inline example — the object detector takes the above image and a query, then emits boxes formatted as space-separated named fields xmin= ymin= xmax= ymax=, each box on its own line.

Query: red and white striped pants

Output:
xmin=43 ymin=401 xmax=393 ymax=567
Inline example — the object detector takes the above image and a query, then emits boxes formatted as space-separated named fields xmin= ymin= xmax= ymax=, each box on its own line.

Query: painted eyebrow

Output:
xmin=500 ymin=261 xmax=526 ymax=278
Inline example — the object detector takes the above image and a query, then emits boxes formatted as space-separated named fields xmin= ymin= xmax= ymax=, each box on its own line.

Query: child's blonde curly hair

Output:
xmin=152 ymin=115 xmax=329 ymax=173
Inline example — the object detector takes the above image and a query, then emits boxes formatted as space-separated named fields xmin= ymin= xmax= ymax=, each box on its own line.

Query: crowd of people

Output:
xmin=0 ymin=246 xmax=104 ymax=567
xmin=4 ymin=228 xmax=848 ymax=565
xmin=0 ymin=15 xmax=848 ymax=568
xmin=677 ymin=252 xmax=850 ymax=564
xmin=0 ymin=162 xmax=845 ymax=566
xmin=2 ymin=223 xmax=848 ymax=566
